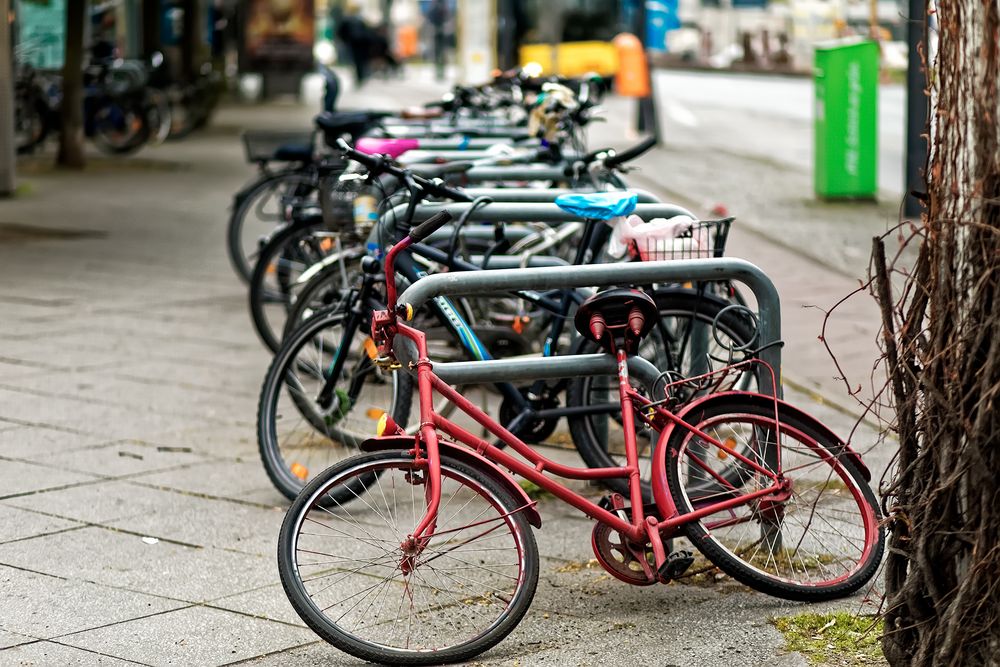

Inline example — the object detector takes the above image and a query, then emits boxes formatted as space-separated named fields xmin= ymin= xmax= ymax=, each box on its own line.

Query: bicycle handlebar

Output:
xmin=408 ymin=210 xmax=454 ymax=242
xmin=336 ymin=138 xmax=472 ymax=203
xmin=603 ymin=136 xmax=657 ymax=169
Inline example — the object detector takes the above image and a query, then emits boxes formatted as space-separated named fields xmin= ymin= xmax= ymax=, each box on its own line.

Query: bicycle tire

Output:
xmin=248 ymin=216 xmax=337 ymax=352
xmin=146 ymin=88 xmax=172 ymax=145
xmin=566 ymin=288 xmax=757 ymax=502
xmin=91 ymin=100 xmax=150 ymax=155
xmin=278 ymin=451 xmax=539 ymax=665
xmin=227 ymin=168 xmax=318 ymax=283
xmin=280 ymin=250 xmax=370 ymax=341
xmin=15 ymin=97 xmax=50 ymax=155
xmin=165 ymin=95 xmax=198 ymax=140
xmin=258 ymin=307 xmax=412 ymax=501
xmin=663 ymin=394 xmax=884 ymax=601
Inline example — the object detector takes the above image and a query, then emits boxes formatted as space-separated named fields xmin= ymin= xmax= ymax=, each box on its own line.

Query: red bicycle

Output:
xmin=277 ymin=212 xmax=885 ymax=665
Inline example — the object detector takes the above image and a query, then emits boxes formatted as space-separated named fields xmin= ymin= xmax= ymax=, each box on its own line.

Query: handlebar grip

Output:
xmin=604 ymin=136 xmax=657 ymax=169
xmin=408 ymin=210 xmax=454 ymax=243
xmin=336 ymin=137 xmax=375 ymax=168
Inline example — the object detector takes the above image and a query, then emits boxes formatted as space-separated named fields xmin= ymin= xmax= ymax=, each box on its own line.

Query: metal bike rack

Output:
xmin=407 ymin=137 xmax=519 ymax=150
xmin=388 ymin=201 xmax=698 ymax=225
xmin=464 ymin=165 xmax=575 ymax=182
xmin=396 ymin=351 xmax=666 ymax=396
xmin=396 ymin=258 xmax=782 ymax=400
xmin=462 ymin=188 xmax=660 ymax=203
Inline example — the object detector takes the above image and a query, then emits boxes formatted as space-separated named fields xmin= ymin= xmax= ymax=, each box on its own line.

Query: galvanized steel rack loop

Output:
xmin=397 ymin=257 xmax=782 ymax=401
xmin=387 ymin=201 xmax=697 ymax=225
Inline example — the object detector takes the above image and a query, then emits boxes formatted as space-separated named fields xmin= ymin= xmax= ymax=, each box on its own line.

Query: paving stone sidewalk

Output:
xmin=0 ymin=69 xmax=887 ymax=666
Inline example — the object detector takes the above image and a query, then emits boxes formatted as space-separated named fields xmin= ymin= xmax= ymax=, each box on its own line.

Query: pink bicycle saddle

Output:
xmin=355 ymin=137 xmax=420 ymax=159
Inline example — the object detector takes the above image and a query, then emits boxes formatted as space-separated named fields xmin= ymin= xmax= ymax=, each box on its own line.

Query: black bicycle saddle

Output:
xmin=574 ymin=288 xmax=658 ymax=355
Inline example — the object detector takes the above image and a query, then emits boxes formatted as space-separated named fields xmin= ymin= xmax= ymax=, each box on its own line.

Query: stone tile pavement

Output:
xmin=0 ymin=69 xmax=888 ymax=665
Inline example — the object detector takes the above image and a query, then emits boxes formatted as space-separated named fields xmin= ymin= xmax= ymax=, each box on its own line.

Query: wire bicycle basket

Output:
xmin=631 ymin=217 xmax=733 ymax=262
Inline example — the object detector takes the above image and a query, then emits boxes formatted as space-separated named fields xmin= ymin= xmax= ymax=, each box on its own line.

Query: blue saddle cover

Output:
xmin=554 ymin=191 xmax=638 ymax=220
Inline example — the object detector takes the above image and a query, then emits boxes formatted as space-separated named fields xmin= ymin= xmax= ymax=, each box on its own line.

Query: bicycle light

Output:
xmin=376 ymin=413 xmax=400 ymax=436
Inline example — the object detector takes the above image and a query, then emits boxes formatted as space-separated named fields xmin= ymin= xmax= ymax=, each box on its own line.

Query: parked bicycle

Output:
xmin=276 ymin=211 xmax=885 ymax=664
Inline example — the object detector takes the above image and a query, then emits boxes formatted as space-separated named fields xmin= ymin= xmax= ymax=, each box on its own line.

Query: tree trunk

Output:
xmin=57 ymin=0 xmax=87 ymax=169
xmin=877 ymin=0 xmax=1000 ymax=664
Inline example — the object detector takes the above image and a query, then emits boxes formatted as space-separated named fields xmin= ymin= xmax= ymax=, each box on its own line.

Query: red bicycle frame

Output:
xmin=371 ymin=311 xmax=786 ymax=573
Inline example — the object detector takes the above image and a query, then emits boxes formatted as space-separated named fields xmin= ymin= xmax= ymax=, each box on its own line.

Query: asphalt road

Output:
xmin=654 ymin=70 xmax=907 ymax=196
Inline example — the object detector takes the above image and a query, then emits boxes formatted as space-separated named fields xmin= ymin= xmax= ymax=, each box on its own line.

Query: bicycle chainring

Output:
xmin=591 ymin=519 xmax=658 ymax=586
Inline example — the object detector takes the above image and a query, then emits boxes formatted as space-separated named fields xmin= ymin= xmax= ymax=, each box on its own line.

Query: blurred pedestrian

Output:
xmin=337 ymin=2 xmax=372 ymax=87
xmin=427 ymin=0 xmax=449 ymax=81
xmin=90 ymin=10 xmax=117 ymax=63
xmin=370 ymin=25 xmax=401 ymax=78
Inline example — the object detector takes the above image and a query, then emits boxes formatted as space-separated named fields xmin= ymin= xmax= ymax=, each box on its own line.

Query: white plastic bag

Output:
xmin=605 ymin=214 xmax=707 ymax=260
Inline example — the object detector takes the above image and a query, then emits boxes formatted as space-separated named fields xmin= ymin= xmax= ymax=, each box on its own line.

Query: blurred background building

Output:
xmin=10 ymin=0 xmax=911 ymax=84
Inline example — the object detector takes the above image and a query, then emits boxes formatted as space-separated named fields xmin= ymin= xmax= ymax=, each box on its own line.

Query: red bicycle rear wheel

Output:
xmin=662 ymin=394 xmax=884 ymax=601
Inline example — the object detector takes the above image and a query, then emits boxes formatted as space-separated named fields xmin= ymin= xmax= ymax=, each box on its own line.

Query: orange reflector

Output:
xmin=319 ymin=238 xmax=334 ymax=252
xmin=367 ymin=408 xmax=385 ymax=421
xmin=363 ymin=337 xmax=378 ymax=359
xmin=718 ymin=438 xmax=736 ymax=459
xmin=266 ymin=263 xmax=276 ymax=275
xmin=290 ymin=463 xmax=309 ymax=480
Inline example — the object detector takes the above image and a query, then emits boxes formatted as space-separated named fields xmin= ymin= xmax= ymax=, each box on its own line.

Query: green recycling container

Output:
xmin=814 ymin=39 xmax=879 ymax=199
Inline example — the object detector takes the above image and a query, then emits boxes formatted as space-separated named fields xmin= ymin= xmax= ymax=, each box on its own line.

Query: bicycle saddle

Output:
xmin=314 ymin=111 xmax=386 ymax=143
xmin=574 ymin=288 xmax=658 ymax=355
xmin=554 ymin=191 xmax=638 ymax=221
xmin=355 ymin=137 xmax=419 ymax=159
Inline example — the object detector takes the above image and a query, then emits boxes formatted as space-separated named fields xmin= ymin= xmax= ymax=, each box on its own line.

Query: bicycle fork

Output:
xmin=399 ymin=358 xmax=442 ymax=575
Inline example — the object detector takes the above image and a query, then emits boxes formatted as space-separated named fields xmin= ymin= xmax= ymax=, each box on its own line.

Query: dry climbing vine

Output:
xmin=821 ymin=3 xmax=1000 ymax=664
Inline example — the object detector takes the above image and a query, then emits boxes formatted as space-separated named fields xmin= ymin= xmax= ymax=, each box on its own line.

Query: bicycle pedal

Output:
xmin=657 ymin=550 xmax=695 ymax=583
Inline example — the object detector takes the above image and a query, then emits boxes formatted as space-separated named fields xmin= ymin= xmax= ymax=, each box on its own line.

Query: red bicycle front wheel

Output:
xmin=278 ymin=451 xmax=539 ymax=665
xmin=662 ymin=394 xmax=884 ymax=601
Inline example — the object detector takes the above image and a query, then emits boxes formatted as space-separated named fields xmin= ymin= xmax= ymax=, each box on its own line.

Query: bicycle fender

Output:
xmin=651 ymin=391 xmax=872 ymax=517
xmin=360 ymin=435 xmax=542 ymax=528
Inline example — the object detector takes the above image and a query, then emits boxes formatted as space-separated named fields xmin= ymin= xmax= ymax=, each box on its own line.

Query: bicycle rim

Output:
xmin=234 ymin=171 xmax=319 ymax=283
xmin=279 ymin=453 xmax=538 ymax=663
xmin=665 ymin=395 xmax=884 ymax=599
